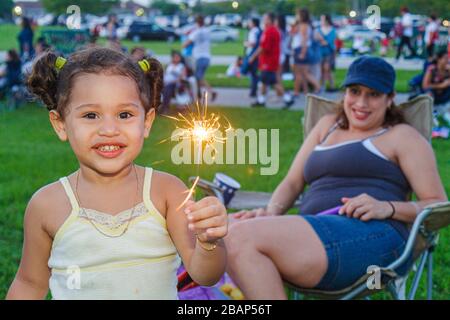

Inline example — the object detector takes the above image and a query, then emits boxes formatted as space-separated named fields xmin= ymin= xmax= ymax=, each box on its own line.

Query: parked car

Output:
xmin=337 ymin=25 xmax=386 ymax=41
xmin=126 ymin=21 xmax=179 ymax=42
xmin=207 ymin=25 xmax=239 ymax=42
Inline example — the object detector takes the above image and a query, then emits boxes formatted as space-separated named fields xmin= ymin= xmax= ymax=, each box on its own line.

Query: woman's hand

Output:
xmin=229 ymin=207 xmax=272 ymax=220
xmin=338 ymin=193 xmax=394 ymax=221
xmin=184 ymin=197 xmax=228 ymax=244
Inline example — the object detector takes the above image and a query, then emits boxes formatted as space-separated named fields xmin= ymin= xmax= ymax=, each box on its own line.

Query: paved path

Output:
xmin=205 ymin=87 xmax=410 ymax=110
xmin=155 ymin=54 xmax=423 ymax=70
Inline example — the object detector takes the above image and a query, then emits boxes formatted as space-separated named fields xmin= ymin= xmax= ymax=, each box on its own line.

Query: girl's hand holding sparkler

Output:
xmin=184 ymin=197 xmax=228 ymax=247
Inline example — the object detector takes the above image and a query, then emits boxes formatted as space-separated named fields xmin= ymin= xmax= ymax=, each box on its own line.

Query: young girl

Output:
xmin=6 ymin=47 xmax=228 ymax=300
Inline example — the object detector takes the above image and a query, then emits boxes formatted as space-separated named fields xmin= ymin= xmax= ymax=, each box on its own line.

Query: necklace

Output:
xmin=74 ymin=164 xmax=139 ymax=238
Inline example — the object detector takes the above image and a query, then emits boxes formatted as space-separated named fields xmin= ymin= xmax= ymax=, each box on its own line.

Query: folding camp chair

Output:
xmin=191 ymin=94 xmax=450 ymax=300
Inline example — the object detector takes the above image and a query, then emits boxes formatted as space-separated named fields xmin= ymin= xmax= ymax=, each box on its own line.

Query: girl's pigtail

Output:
xmin=27 ymin=51 xmax=59 ymax=111
xmin=142 ymin=58 xmax=164 ymax=111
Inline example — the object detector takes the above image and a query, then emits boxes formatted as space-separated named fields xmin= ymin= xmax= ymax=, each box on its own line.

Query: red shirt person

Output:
xmin=259 ymin=22 xmax=281 ymax=72
xmin=249 ymin=12 xmax=293 ymax=107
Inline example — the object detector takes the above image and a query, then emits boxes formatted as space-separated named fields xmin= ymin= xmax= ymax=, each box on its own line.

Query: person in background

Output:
xmin=318 ymin=14 xmax=337 ymax=92
xmin=226 ymin=56 xmax=243 ymax=78
xmin=161 ymin=50 xmax=188 ymax=115
xmin=275 ymin=14 xmax=289 ymax=97
xmin=243 ymin=17 xmax=262 ymax=99
xmin=249 ymin=12 xmax=293 ymax=108
xmin=106 ymin=14 xmax=120 ymax=47
xmin=380 ymin=37 xmax=390 ymax=57
xmin=422 ymin=50 xmax=450 ymax=108
xmin=0 ymin=49 xmax=22 ymax=95
xmin=334 ymin=37 xmax=343 ymax=56
xmin=17 ymin=17 xmax=34 ymax=60
xmin=396 ymin=6 xmax=417 ymax=60
xmin=292 ymin=8 xmax=321 ymax=97
xmin=130 ymin=47 xmax=148 ymax=63
xmin=22 ymin=37 xmax=51 ymax=76
xmin=424 ymin=14 xmax=439 ymax=59
xmin=183 ymin=15 xmax=217 ymax=101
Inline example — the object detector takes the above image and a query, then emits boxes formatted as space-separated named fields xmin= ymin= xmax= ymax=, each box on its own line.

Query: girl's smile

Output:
xmin=50 ymin=73 xmax=154 ymax=175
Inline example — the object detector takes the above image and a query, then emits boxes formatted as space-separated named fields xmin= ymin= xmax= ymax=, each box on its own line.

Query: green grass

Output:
xmin=205 ymin=65 xmax=417 ymax=93
xmin=0 ymin=104 xmax=448 ymax=299
xmin=0 ymin=24 xmax=246 ymax=56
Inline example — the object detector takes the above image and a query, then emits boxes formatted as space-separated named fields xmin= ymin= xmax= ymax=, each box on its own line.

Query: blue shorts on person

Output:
xmin=195 ymin=57 xmax=210 ymax=81
xmin=260 ymin=71 xmax=277 ymax=86
xmin=301 ymin=214 xmax=414 ymax=291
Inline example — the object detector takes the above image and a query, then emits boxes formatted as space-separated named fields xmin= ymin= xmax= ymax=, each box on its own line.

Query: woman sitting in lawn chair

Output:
xmin=224 ymin=56 xmax=447 ymax=299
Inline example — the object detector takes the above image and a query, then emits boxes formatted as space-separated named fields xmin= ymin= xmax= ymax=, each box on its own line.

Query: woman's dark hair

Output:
xmin=251 ymin=17 xmax=260 ymax=29
xmin=335 ymin=88 xmax=405 ymax=129
xmin=196 ymin=15 xmax=205 ymax=26
xmin=27 ymin=47 xmax=163 ymax=118
xmin=323 ymin=14 xmax=333 ymax=26
xmin=7 ymin=49 xmax=20 ymax=62
xmin=266 ymin=12 xmax=276 ymax=24
xmin=277 ymin=14 xmax=287 ymax=32
xmin=297 ymin=8 xmax=311 ymax=25
xmin=21 ymin=17 xmax=32 ymax=29
xmin=435 ymin=49 xmax=448 ymax=61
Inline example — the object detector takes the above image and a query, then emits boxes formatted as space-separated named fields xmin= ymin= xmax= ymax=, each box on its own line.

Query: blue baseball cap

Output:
xmin=342 ymin=56 xmax=396 ymax=94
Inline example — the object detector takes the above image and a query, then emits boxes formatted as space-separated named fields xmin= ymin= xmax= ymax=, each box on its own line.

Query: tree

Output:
xmin=0 ymin=0 xmax=14 ymax=19
xmin=41 ymin=0 xmax=119 ymax=15
xmin=151 ymin=0 xmax=180 ymax=16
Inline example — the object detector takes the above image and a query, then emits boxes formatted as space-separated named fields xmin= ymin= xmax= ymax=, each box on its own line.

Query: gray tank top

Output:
xmin=301 ymin=123 xmax=411 ymax=239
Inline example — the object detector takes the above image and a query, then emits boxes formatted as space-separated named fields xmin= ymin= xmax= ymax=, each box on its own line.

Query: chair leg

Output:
xmin=427 ymin=251 xmax=433 ymax=300
xmin=408 ymin=250 xmax=429 ymax=300
xmin=388 ymin=276 xmax=407 ymax=300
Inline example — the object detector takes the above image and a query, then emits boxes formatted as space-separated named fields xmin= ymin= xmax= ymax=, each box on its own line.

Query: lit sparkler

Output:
xmin=160 ymin=93 xmax=232 ymax=210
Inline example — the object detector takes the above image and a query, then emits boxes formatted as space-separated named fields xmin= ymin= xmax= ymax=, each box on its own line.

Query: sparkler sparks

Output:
xmin=160 ymin=93 xmax=233 ymax=210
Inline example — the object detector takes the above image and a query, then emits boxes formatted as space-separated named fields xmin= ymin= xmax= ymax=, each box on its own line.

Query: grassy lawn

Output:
xmin=0 ymin=103 xmax=449 ymax=299
xmin=0 ymin=24 xmax=246 ymax=56
xmin=205 ymin=66 xmax=418 ymax=93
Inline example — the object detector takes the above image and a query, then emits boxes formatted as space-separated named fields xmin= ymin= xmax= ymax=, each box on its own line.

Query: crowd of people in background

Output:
xmin=240 ymin=8 xmax=338 ymax=108
xmin=0 ymin=6 xmax=449 ymax=116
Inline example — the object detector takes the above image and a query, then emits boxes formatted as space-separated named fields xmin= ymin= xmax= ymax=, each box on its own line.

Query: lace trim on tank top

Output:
xmin=78 ymin=202 xmax=148 ymax=229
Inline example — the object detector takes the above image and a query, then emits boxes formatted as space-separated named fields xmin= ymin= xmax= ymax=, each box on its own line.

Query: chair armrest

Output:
xmin=385 ymin=201 xmax=450 ymax=272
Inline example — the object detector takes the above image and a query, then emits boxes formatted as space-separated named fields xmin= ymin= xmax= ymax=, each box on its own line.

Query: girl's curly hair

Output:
xmin=27 ymin=47 xmax=163 ymax=118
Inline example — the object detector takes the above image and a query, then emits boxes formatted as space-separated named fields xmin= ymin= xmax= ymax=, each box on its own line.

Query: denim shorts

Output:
xmin=301 ymin=214 xmax=413 ymax=291
xmin=195 ymin=57 xmax=210 ymax=81
xmin=260 ymin=71 xmax=277 ymax=86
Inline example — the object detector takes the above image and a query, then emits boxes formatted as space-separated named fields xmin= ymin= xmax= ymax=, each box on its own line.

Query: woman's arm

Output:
xmin=393 ymin=124 xmax=447 ymax=222
xmin=299 ymin=24 xmax=308 ymax=57
xmin=164 ymin=174 xmax=227 ymax=286
xmin=6 ymin=192 xmax=52 ymax=299
xmin=340 ymin=124 xmax=447 ymax=223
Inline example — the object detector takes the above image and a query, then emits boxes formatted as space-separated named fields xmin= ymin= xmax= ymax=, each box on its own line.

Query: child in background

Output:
xmin=6 ymin=47 xmax=228 ymax=300
xmin=226 ymin=56 xmax=243 ymax=78
xmin=161 ymin=50 xmax=189 ymax=114
xmin=380 ymin=37 xmax=390 ymax=57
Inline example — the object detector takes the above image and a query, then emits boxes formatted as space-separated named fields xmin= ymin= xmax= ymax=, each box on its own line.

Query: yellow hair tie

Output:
xmin=55 ymin=57 xmax=67 ymax=71
xmin=138 ymin=59 xmax=150 ymax=72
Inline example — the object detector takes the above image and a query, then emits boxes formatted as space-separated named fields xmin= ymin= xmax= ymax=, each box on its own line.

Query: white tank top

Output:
xmin=48 ymin=167 xmax=181 ymax=300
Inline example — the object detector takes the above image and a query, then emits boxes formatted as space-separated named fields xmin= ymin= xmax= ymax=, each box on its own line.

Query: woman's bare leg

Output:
xmin=300 ymin=65 xmax=320 ymax=93
xmin=293 ymin=65 xmax=302 ymax=96
xmin=224 ymin=215 xmax=328 ymax=300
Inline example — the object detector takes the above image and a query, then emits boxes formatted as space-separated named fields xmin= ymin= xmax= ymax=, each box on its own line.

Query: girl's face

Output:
xmin=49 ymin=73 xmax=154 ymax=175
xmin=343 ymin=85 xmax=393 ymax=131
